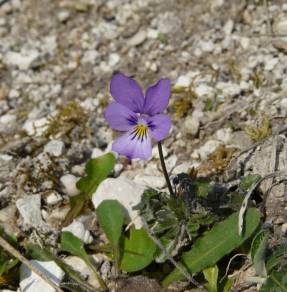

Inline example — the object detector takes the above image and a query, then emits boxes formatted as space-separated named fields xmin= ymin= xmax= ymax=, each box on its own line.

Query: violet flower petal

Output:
xmin=105 ymin=102 xmax=138 ymax=131
xmin=147 ymin=114 xmax=172 ymax=141
xmin=143 ymin=79 xmax=170 ymax=116
xmin=110 ymin=73 xmax=144 ymax=113
xmin=112 ymin=129 xmax=152 ymax=160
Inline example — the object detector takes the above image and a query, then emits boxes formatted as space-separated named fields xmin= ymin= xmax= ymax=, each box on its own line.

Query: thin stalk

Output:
xmin=157 ymin=141 xmax=175 ymax=197
xmin=0 ymin=236 xmax=64 ymax=292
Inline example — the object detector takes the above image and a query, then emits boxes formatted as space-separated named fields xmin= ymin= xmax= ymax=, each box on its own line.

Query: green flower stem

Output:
xmin=157 ymin=141 xmax=175 ymax=197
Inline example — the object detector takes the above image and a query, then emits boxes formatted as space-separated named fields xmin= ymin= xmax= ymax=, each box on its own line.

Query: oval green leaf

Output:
xmin=96 ymin=200 xmax=125 ymax=247
xmin=120 ymin=227 xmax=157 ymax=272
xmin=162 ymin=208 xmax=260 ymax=286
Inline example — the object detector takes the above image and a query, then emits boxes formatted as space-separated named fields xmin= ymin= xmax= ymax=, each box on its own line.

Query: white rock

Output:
xmin=165 ymin=154 xmax=178 ymax=170
xmin=183 ymin=116 xmax=200 ymax=136
xmin=147 ymin=29 xmax=159 ymax=39
xmin=60 ymin=174 xmax=80 ymax=196
xmin=216 ymin=82 xmax=241 ymax=97
xmin=239 ymin=37 xmax=250 ymax=50
xmin=223 ymin=19 xmax=234 ymax=35
xmin=62 ymin=220 xmax=93 ymax=244
xmin=92 ymin=178 xmax=145 ymax=229
xmin=58 ymin=10 xmax=70 ymax=22
xmin=192 ymin=140 xmax=221 ymax=161
xmin=274 ymin=17 xmax=287 ymax=35
xmin=0 ymin=154 xmax=13 ymax=161
xmin=108 ymin=53 xmax=120 ymax=67
xmin=114 ymin=163 xmax=123 ymax=176
xmin=152 ymin=145 xmax=168 ymax=159
xmin=23 ymin=117 xmax=49 ymax=136
xmin=200 ymin=40 xmax=214 ymax=53
xmin=4 ymin=50 xmax=39 ymax=70
xmin=265 ymin=57 xmax=278 ymax=71
xmin=46 ymin=192 xmax=62 ymax=205
xmin=91 ymin=148 xmax=104 ymax=158
xmin=20 ymin=260 xmax=64 ymax=292
xmin=64 ymin=256 xmax=100 ymax=288
xmin=134 ymin=175 xmax=166 ymax=189
xmin=175 ymin=75 xmax=191 ymax=87
xmin=16 ymin=195 xmax=44 ymax=228
xmin=215 ymin=128 xmax=232 ymax=143
xmin=44 ymin=140 xmax=65 ymax=157
xmin=0 ymin=114 xmax=16 ymax=124
xmin=173 ymin=162 xmax=200 ymax=174
xmin=194 ymin=83 xmax=215 ymax=98
xmin=128 ymin=30 xmax=147 ymax=46
xmin=81 ymin=50 xmax=99 ymax=64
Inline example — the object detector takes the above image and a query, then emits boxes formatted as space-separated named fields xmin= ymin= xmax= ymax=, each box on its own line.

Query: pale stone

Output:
xmin=20 ymin=260 xmax=64 ymax=292
xmin=92 ymin=178 xmax=145 ymax=229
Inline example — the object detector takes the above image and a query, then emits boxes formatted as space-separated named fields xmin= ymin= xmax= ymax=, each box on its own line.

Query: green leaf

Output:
xmin=61 ymin=231 xmax=89 ymax=260
xmin=77 ymin=153 xmax=116 ymax=197
xmin=120 ymin=227 xmax=157 ymax=272
xmin=239 ymin=175 xmax=261 ymax=190
xmin=63 ymin=152 xmax=116 ymax=226
xmin=251 ymin=229 xmax=269 ymax=277
xmin=96 ymin=200 xmax=125 ymax=247
xmin=26 ymin=243 xmax=95 ymax=292
xmin=260 ymin=270 xmax=287 ymax=292
xmin=162 ymin=208 xmax=260 ymax=286
xmin=61 ymin=232 xmax=107 ymax=289
xmin=203 ymin=265 xmax=218 ymax=292
xmin=266 ymin=245 xmax=287 ymax=273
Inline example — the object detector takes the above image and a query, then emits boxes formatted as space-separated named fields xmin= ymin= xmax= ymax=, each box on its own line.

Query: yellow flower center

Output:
xmin=131 ymin=123 xmax=148 ymax=141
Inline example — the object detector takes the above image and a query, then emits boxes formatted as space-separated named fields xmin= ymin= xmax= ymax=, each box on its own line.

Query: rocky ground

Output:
xmin=1 ymin=0 xmax=287 ymax=291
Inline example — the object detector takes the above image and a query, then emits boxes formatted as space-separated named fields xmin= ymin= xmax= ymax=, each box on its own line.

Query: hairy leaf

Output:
xmin=251 ymin=229 xmax=269 ymax=277
xmin=162 ymin=208 xmax=260 ymax=286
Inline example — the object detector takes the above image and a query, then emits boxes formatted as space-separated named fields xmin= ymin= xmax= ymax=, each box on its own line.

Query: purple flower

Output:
xmin=105 ymin=73 xmax=172 ymax=160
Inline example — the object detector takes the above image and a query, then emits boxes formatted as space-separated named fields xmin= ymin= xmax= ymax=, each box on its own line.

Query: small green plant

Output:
xmin=244 ymin=113 xmax=271 ymax=142
xmin=96 ymin=200 xmax=157 ymax=273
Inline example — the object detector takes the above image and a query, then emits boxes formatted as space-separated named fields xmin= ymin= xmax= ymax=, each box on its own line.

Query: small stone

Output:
xmin=194 ymin=83 xmax=215 ymax=98
xmin=0 ymin=114 xmax=16 ymax=124
xmin=223 ymin=19 xmax=234 ymax=35
xmin=192 ymin=140 xmax=221 ymax=161
xmin=81 ymin=50 xmax=99 ymax=65
xmin=4 ymin=49 xmax=40 ymax=70
xmin=92 ymin=178 xmax=145 ymax=229
xmin=23 ymin=117 xmax=49 ymax=136
xmin=44 ymin=140 xmax=65 ymax=157
xmin=152 ymin=145 xmax=168 ymax=159
xmin=216 ymin=82 xmax=241 ymax=97
xmin=183 ymin=116 xmax=200 ymax=136
xmin=20 ymin=260 xmax=64 ymax=292
xmin=64 ymin=256 xmax=101 ymax=288
xmin=134 ymin=175 xmax=165 ymax=189
xmin=108 ymin=53 xmax=120 ymax=67
xmin=16 ymin=195 xmax=44 ymax=228
xmin=216 ymin=128 xmax=232 ymax=144
xmin=274 ymin=17 xmax=287 ymax=35
xmin=175 ymin=75 xmax=191 ymax=88
xmin=282 ymin=223 xmax=287 ymax=234
xmin=200 ymin=40 xmax=214 ymax=53
xmin=114 ymin=163 xmax=123 ymax=176
xmin=62 ymin=220 xmax=93 ymax=244
xmin=91 ymin=148 xmax=104 ymax=158
xmin=58 ymin=10 xmax=70 ymax=22
xmin=46 ymin=192 xmax=62 ymax=205
xmin=128 ymin=30 xmax=146 ymax=46
xmin=60 ymin=174 xmax=80 ymax=197
xmin=147 ymin=29 xmax=159 ymax=39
